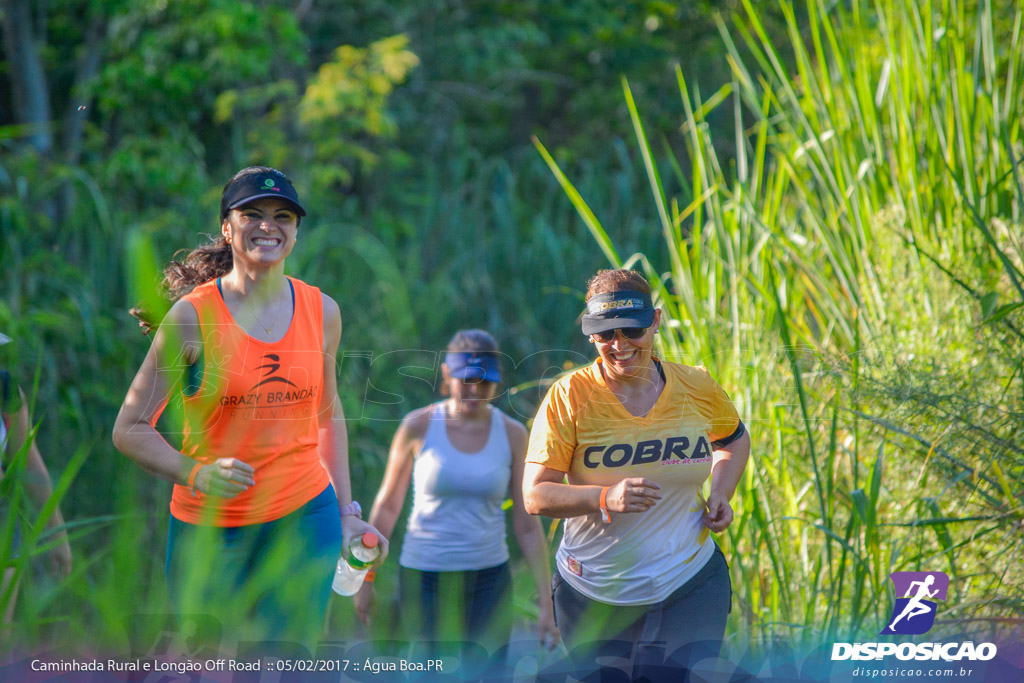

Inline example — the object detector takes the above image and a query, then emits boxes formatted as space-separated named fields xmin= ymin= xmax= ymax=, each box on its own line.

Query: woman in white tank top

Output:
xmin=354 ymin=330 xmax=558 ymax=652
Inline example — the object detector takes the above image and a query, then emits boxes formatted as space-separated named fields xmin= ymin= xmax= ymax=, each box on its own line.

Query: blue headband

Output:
xmin=445 ymin=352 xmax=501 ymax=382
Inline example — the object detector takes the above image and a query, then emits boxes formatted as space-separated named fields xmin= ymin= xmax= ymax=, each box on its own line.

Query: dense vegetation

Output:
xmin=2 ymin=0 xmax=1021 ymax=667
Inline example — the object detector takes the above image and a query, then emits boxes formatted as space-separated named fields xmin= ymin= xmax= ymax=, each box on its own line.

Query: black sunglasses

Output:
xmin=591 ymin=327 xmax=648 ymax=342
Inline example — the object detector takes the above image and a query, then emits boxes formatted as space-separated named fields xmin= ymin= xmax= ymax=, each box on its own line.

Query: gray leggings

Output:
xmin=552 ymin=544 xmax=731 ymax=679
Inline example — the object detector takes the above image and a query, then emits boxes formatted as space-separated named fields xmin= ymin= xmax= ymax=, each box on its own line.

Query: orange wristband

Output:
xmin=364 ymin=570 xmax=376 ymax=583
xmin=187 ymin=463 xmax=203 ymax=498
xmin=599 ymin=486 xmax=611 ymax=523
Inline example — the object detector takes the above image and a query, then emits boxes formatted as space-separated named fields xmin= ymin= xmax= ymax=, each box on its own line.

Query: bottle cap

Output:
xmin=361 ymin=532 xmax=380 ymax=548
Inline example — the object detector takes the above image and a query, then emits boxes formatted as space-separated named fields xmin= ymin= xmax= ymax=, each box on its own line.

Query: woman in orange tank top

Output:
xmin=113 ymin=166 xmax=388 ymax=647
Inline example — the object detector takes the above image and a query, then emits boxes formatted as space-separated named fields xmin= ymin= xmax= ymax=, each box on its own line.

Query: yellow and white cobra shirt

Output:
xmin=526 ymin=358 xmax=740 ymax=605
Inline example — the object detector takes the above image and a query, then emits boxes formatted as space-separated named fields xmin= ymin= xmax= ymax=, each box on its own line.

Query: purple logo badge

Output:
xmin=880 ymin=571 xmax=949 ymax=635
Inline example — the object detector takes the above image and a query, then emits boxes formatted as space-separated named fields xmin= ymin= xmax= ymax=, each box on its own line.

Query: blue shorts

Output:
xmin=165 ymin=483 xmax=343 ymax=644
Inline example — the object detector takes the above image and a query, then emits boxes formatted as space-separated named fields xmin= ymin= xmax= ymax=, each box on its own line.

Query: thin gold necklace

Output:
xmin=254 ymin=285 xmax=288 ymax=335
xmin=256 ymin=307 xmax=280 ymax=335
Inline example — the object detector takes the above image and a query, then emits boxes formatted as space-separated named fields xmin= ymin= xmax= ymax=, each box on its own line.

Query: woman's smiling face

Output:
xmin=222 ymin=198 xmax=299 ymax=266
xmin=590 ymin=308 xmax=662 ymax=381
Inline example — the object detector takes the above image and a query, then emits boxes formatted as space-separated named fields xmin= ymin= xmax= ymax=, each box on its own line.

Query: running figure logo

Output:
xmin=250 ymin=353 xmax=298 ymax=391
xmin=880 ymin=571 xmax=949 ymax=635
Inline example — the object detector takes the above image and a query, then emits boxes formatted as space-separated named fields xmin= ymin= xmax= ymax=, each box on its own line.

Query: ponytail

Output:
xmin=129 ymin=235 xmax=233 ymax=335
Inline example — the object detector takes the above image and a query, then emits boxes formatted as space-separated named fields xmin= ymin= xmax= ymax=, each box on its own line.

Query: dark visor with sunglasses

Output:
xmin=581 ymin=290 xmax=656 ymax=336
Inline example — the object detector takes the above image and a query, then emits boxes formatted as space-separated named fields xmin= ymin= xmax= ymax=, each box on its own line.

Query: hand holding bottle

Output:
xmin=332 ymin=532 xmax=381 ymax=596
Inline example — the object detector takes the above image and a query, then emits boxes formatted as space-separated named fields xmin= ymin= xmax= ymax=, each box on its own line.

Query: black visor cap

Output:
xmin=220 ymin=170 xmax=306 ymax=219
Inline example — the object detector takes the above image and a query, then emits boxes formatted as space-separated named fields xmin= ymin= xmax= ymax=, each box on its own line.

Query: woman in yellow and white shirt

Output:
xmin=523 ymin=269 xmax=750 ymax=676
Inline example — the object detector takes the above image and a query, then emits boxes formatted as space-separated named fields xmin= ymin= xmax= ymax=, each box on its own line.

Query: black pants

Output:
xmin=399 ymin=562 xmax=512 ymax=651
xmin=552 ymin=544 xmax=731 ymax=681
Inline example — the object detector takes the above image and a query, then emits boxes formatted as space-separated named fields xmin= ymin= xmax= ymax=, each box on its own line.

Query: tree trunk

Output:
xmin=1 ymin=0 xmax=54 ymax=155
xmin=62 ymin=17 xmax=104 ymax=167
xmin=58 ymin=15 xmax=106 ymax=224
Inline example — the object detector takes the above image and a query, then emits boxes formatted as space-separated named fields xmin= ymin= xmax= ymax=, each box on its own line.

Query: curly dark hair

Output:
xmin=584 ymin=269 xmax=652 ymax=301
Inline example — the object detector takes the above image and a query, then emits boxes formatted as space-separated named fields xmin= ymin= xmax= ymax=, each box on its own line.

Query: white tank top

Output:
xmin=0 ymin=371 xmax=10 ymax=453
xmin=399 ymin=403 xmax=512 ymax=571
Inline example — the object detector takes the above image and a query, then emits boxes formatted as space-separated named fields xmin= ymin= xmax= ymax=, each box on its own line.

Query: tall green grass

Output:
xmin=0 ymin=378 xmax=93 ymax=649
xmin=537 ymin=0 xmax=1023 ymax=651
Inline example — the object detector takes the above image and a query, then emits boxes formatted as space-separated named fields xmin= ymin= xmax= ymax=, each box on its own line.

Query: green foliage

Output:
xmin=90 ymin=0 xmax=308 ymax=200
xmin=299 ymin=35 xmax=420 ymax=191
xmin=212 ymin=33 xmax=419 ymax=197
xmin=296 ymin=0 xmax=779 ymax=164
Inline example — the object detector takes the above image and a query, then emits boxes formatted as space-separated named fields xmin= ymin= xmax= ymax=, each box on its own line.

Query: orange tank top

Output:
xmin=169 ymin=276 xmax=331 ymax=526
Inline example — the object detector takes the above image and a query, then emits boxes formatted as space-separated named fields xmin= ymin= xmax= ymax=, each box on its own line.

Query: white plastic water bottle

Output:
xmin=331 ymin=532 xmax=380 ymax=596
